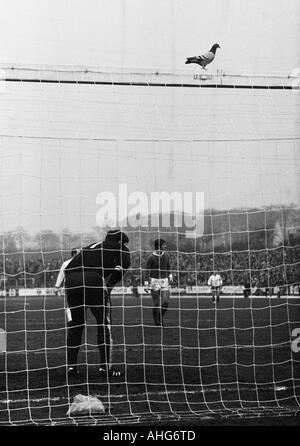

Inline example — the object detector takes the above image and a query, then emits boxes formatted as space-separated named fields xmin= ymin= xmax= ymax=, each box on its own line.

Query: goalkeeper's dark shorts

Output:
xmin=65 ymin=270 xmax=105 ymax=307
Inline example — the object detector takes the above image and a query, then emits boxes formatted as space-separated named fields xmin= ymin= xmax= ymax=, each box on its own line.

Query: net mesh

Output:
xmin=0 ymin=66 xmax=299 ymax=425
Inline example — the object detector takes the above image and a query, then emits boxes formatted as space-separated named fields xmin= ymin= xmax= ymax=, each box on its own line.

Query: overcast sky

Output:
xmin=0 ymin=0 xmax=299 ymax=234
xmin=0 ymin=0 xmax=300 ymax=74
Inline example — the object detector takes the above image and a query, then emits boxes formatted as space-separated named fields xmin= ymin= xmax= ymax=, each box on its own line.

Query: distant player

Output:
xmin=208 ymin=271 xmax=223 ymax=303
xmin=145 ymin=239 xmax=173 ymax=326
xmin=243 ymin=279 xmax=251 ymax=298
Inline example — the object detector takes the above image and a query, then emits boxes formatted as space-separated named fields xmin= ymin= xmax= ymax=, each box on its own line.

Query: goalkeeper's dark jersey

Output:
xmin=65 ymin=240 xmax=130 ymax=288
xmin=145 ymin=252 xmax=170 ymax=279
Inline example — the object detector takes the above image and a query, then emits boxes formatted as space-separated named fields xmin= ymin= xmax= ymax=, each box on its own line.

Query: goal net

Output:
xmin=0 ymin=66 xmax=299 ymax=425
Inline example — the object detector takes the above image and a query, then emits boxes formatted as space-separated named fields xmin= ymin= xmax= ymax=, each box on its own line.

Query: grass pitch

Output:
xmin=0 ymin=294 xmax=299 ymax=426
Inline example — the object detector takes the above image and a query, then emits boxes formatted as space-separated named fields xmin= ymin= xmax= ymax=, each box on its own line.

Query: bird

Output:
xmin=185 ymin=43 xmax=220 ymax=69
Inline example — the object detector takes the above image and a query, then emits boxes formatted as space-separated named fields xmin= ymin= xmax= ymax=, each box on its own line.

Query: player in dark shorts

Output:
xmin=145 ymin=239 xmax=173 ymax=326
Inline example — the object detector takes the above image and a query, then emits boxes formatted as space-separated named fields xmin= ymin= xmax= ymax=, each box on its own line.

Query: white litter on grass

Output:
xmin=66 ymin=394 xmax=105 ymax=416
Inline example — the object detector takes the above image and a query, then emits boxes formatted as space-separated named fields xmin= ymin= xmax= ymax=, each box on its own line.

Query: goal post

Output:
xmin=0 ymin=329 xmax=6 ymax=353
xmin=0 ymin=66 xmax=299 ymax=425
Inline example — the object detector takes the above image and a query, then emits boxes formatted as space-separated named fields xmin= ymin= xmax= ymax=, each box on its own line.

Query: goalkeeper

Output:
xmin=144 ymin=239 xmax=173 ymax=326
xmin=64 ymin=229 xmax=130 ymax=378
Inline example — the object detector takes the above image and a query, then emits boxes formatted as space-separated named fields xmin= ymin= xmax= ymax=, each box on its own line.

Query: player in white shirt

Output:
xmin=208 ymin=272 xmax=223 ymax=303
xmin=55 ymin=248 xmax=80 ymax=290
xmin=54 ymin=248 xmax=80 ymax=321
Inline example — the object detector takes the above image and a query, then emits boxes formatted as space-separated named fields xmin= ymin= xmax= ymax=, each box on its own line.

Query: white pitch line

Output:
xmin=1 ymin=342 xmax=291 ymax=356
xmin=0 ymin=385 xmax=288 ymax=405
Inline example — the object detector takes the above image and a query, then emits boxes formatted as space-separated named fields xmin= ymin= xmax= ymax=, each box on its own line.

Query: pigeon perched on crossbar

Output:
xmin=185 ymin=44 xmax=220 ymax=69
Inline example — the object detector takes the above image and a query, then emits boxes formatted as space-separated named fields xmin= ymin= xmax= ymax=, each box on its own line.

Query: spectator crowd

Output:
xmin=1 ymin=245 xmax=299 ymax=294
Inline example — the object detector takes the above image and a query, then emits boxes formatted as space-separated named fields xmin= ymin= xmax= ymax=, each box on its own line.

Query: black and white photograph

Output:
xmin=0 ymin=0 xmax=299 ymax=433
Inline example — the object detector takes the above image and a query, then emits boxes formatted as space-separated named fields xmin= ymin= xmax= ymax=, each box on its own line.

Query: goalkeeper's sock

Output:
xmin=162 ymin=306 xmax=168 ymax=317
xmin=152 ymin=308 xmax=161 ymax=325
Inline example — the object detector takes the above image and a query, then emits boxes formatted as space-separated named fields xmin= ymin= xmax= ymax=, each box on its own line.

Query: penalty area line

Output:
xmin=0 ymin=385 xmax=289 ymax=406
